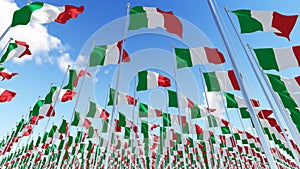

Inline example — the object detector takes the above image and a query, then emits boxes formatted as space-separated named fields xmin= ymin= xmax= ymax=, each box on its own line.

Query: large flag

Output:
xmin=44 ymin=86 xmax=77 ymax=104
xmin=107 ymin=88 xmax=136 ymax=106
xmin=277 ymin=92 xmax=300 ymax=108
xmin=86 ymin=101 xmax=109 ymax=120
xmin=0 ymin=68 xmax=18 ymax=81
xmin=11 ymin=2 xmax=84 ymax=27
xmin=0 ymin=88 xmax=16 ymax=102
xmin=232 ymin=10 xmax=298 ymax=40
xmin=32 ymin=100 xmax=55 ymax=117
xmin=267 ymin=73 xmax=300 ymax=93
xmin=129 ymin=6 xmax=183 ymax=38
xmin=175 ymin=47 xmax=225 ymax=68
xmin=223 ymin=92 xmax=260 ymax=108
xmin=71 ymin=111 xmax=92 ymax=129
xmin=137 ymin=70 xmax=171 ymax=91
xmin=0 ymin=40 xmax=31 ymax=63
xmin=254 ymin=46 xmax=300 ymax=71
xmin=203 ymin=70 xmax=240 ymax=91
xmin=139 ymin=102 xmax=162 ymax=118
xmin=89 ymin=40 xmax=130 ymax=67
xmin=63 ymin=69 xmax=91 ymax=90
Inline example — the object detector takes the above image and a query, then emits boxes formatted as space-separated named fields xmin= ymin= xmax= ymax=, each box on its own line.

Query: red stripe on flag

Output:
xmin=292 ymin=46 xmax=300 ymax=66
xmin=204 ymin=47 xmax=225 ymax=64
xmin=55 ymin=5 xmax=84 ymax=24
xmin=157 ymin=75 xmax=171 ymax=87
xmin=228 ymin=70 xmax=240 ymax=90
xmin=117 ymin=40 xmax=131 ymax=62
xmin=250 ymin=99 xmax=260 ymax=107
xmin=272 ymin=12 xmax=298 ymax=41
xmin=195 ymin=124 xmax=203 ymax=134
xmin=126 ymin=95 xmax=137 ymax=106
xmin=15 ymin=40 xmax=31 ymax=58
xmin=0 ymin=90 xmax=16 ymax=102
xmin=156 ymin=8 xmax=183 ymax=38
xmin=61 ymin=90 xmax=77 ymax=102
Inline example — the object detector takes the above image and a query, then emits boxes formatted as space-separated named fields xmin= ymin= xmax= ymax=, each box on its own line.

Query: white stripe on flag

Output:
xmin=251 ymin=10 xmax=278 ymax=32
xmin=147 ymin=71 xmax=159 ymax=89
xmin=273 ymin=47 xmax=298 ymax=71
xmin=104 ymin=43 xmax=120 ymax=66
xmin=144 ymin=7 xmax=164 ymax=29
xmin=190 ymin=47 xmax=208 ymax=65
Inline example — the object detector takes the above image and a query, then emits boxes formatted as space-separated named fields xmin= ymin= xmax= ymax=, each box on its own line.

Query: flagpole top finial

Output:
xmin=67 ymin=65 xmax=71 ymax=68
xmin=92 ymin=41 xmax=96 ymax=47
xmin=27 ymin=0 xmax=32 ymax=4
xmin=224 ymin=6 xmax=228 ymax=11
xmin=108 ymin=84 xmax=111 ymax=87
xmin=170 ymin=42 xmax=174 ymax=48
xmin=127 ymin=3 xmax=130 ymax=8
xmin=10 ymin=37 xmax=13 ymax=40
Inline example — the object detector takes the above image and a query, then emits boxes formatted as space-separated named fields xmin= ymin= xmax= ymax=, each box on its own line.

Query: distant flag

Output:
xmin=0 ymin=68 xmax=17 ymax=81
xmin=11 ymin=2 xmax=84 ymax=27
xmin=0 ymin=88 xmax=16 ymax=102
xmin=0 ymin=40 xmax=31 ymax=63
xmin=254 ymin=46 xmax=300 ymax=71
xmin=63 ymin=69 xmax=91 ymax=90
xmin=86 ymin=101 xmax=109 ymax=120
xmin=139 ymin=102 xmax=162 ymax=118
xmin=71 ymin=111 xmax=92 ymax=129
xmin=136 ymin=70 xmax=171 ymax=91
xmin=175 ymin=47 xmax=225 ymax=68
xmin=267 ymin=73 xmax=300 ymax=93
xmin=32 ymin=100 xmax=55 ymax=117
xmin=129 ymin=6 xmax=183 ymax=38
xmin=223 ymin=92 xmax=260 ymax=108
xmin=107 ymin=88 xmax=136 ymax=106
xmin=89 ymin=40 xmax=130 ymax=67
xmin=232 ymin=9 xmax=298 ymax=40
xmin=44 ymin=86 xmax=77 ymax=104
xmin=203 ymin=70 xmax=240 ymax=91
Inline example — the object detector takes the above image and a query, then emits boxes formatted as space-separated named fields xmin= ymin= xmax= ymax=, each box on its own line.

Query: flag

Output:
xmin=32 ymin=100 xmax=55 ymax=117
xmin=141 ymin=120 xmax=149 ymax=139
xmin=267 ymin=73 xmax=300 ymax=93
xmin=232 ymin=10 xmax=298 ymax=40
xmin=277 ymin=92 xmax=300 ymax=108
xmin=0 ymin=88 xmax=16 ymax=102
xmin=71 ymin=111 xmax=92 ymax=129
xmin=162 ymin=113 xmax=185 ymax=127
xmin=0 ymin=40 xmax=31 ymax=63
xmin=11 ymin=2 xmax=84 ymax=27
xmin=129 ymin=6 xmax=183 ymax=38
xmin=178 ymin=93 xmax=194 ymax=108
xmin=89 ymin=40 xmax=130 ymax=67
xmin=58 ymin=119 xmax=68 ymax=134
xmin=239 ymin=108 xmax=251 ymax=119
xmin=87 ymin=126 xmax=98 ymax=138
xmin=107 ymin=88 xmax=136 ymax=106
xmin=44 ymin=86 xmax=77 ymax=104
xmin=118 ymin=112 xmax=131 ymax=127
xmin=175 ymin=47 xmax=225 ymax=68
xmin=203 ymin=70 xmax=240 ymax=91
xmin=86 ymin=101 xmax=109 ymax=120
xmin=189 ymin=103 xmax=210 ymax=119
xmin=139 ymin=102 xmax=162 ymax=118
xmin=207 ymin=115 xmax=231 ymax=134
xmin=0 ymin=68 xmax=17 ymax=81
xmin=63 ymin=69 xmax=91 ymax=90
xmin=136 ymin=70 xmax=171 ymax=91
xmin=254 ymin=46 xmax=300 ymax=71
xmin=167 ymin=90 xmax=178 ymax=107
xmin=224 ymin=92 xmax=260 ymax=108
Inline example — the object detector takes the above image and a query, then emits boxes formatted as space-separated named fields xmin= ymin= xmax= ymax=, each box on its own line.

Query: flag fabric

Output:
xmin=231 ymin=9 xmax=298 ymax=40
xmin=266 ymin=73 xmax=300 ymax=93
xmin=254 ymin=46 xmax=300 ymax=71
xmin=118 ymin=112 xmax=131 ymax=127
xmin=277 ymin=92 xmax=300 ymax=108
xmin=167 ymin=90 xmax=178 ymax=107
xmin=87 ymin=126 xmax=98 ymax=138
xmin=107 ymin=88 xmax=136 ymax=106
xmin=11 ymin=2 xmax=84 ymax=27
xmin=224 ymin=92 xmax=260 ymax=108
xmin=71 ymin=111 xmax=92 ymax=129
xmin=178 ymin=93 xmax=194 ymax=108
xmin=129 ymin=6 xmax=183 ymax=38
xmin=44 ymin=86 xmax=77 ymax=104
xmin=0 ymin=40 xmax=31 ymax=63
xmin=32 ymin=100 xmax=55 ymax=117
xmin=189 ymin=103 xmax=210 ymax=119
xmin=63 ymin=69 xmax=91 ymax=90
xmin=207 ymin=116 xmax=231 ymax=134
xmin=136 ymin=70 xmax=171 ymax=91
xmin=203 ymin=70 xmax=240 ymax=91
xmin=139 ymin=102 xmax=162 ymax=118
xmin=89 ymin=40 xmax=130 ymax=67
xmin=86 ymin=101 xmax=109 ymax=120
xmin=0 ymin=88 xmax=16 ymax=102
xmin=175 ymin=47 xmax=225 ymax=68
xmin=0 ymin=68 xmax=17 ymax=81
xmin=163 ymin=113 xmax=185 ymax=127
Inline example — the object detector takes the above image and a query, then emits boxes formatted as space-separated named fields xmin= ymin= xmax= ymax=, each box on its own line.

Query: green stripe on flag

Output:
xmin=87 ymin=101 xmax=97 ymax=117
xmin=277 ymin=92 xmax=298 ymax=108
xmin=0 ymin=43 xmax=18 ymax=63
xmin=128 ymin=6 xmax=148 ymax=30
xmin=63 ymin=69 xmax=77 ymax=90
xmin=89 ymin=45 xmax=107 ymax=67
xmin=266 ymin=73 xmax=288 ymax=92
xmin=118 ymin=112 xmax=126 ymax=127
xmin=168 ymin=90 xmax=178 ymax=107
xmin=239 ymin=108 xmax=250 ymax=118
xmin=224 ymin=92 xmax=238 ymax=108
xmin=141 ymin=120 xmax=148 ymax=138
xmin=203 ymin=72 xmax=221 ymax=91
xmin=175 ymin=48 xmax=193 ymax=68
xmin=191 ymin=104 xmax=201 ymax=119
xmin=139 ymin=102 xmax=148 ymax=117
xmin=45 ymin=86 xmax=57 ymax=104
xmin=163 ymin=113 xmax=171 ymax=126
xmin=231 ymin=10 xmax=263 ymax=33
xmin=137 ymin=71 xmax=148 ymax=91
xmin=11 ymin=2 xmax=44 ymax=27
xmin=107 ymin=88 xmax=115 ymax=106
xmin=253 ymin=48 xmax=279 ymax=71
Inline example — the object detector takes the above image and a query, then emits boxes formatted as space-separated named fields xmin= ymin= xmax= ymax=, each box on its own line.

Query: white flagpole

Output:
xmin=205 ymin=0 xmax=277 ymax=168
xmin=0 ymin=25 xmax=11 ymax=43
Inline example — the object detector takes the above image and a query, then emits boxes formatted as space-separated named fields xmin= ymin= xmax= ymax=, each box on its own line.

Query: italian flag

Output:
xmin=203 ymin=70 xmax=240 ymax=91
xmin=175 ymin=47 xmax=225 ymax=68
xmin=0 ymin=40 xmax=31 ymax=63
xmin=129 ymin=6 xmax=183 ymax=38
xmin=11 ymin=2 xmax=84 ymax=27
xmin=71 ymin=111 xmax=92 ymax=129
xmin=223 ymin=92 xmax=260 ymax=108
xmin=137 ymin=70 xmax=171 ymax=91
xmin=162 ymin=113 xmax=186 ymax=127
xmin=87 ymin=126 xmax=98 ymax=138
xmin=277 ymin=92 xmax=300 ymax=108
xmin=89 ymin=40 xmax=130 ymax=67
xmin=139 ymin=102 xmax=162 ymax=118
xmin=44 ymin=86 xmax=77 ymax=104
xmin=63 ymin=69 xmax=91 ymax=90
xmin=254 ymin=46 xmax=300 ymax=71
xmin=232 ymin=10 xmax=298 ymax=40
xmin=178 ymin=93 xmax=194 ymax=108
xmin=207 ymin=115 xmax=231 ymax=134
xmin=0 ymin=68 xmax=18 ymax=81
xmin=118 ymin=112 xmax=131 ymax=127
xmin=0 ymin=88 xmax=16 ymax=102
xmin=267 ymin=73 xmax=300 ymax=93
xmin=86 ymin=101 xmax=109 ymax=120
xmin=32 ymin=100 xmax=55 ymax=117
xmin=107 ymin=88 xmax=136 ymax=106
xmin=189 ymin=103 xmax=211 ymax=119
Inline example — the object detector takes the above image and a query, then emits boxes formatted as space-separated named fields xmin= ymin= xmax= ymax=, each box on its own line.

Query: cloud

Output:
xmin=203 ymin=92 xmax=224 ymax=118
xmin=57 ymin=53 xmax=73 ymax=72
xmin=0 ymin=0 xmax=66 ymax=65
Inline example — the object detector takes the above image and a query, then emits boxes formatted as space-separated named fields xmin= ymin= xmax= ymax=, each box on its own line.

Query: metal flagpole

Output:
xmin=104 ymin=3 xmax=131 ymax=168
xmin=0 ymin=25 xmax=11 ymax=43
xmin=223 ymin=8 xmax=300 ymax=164
xmin=0 ymin=38 xmax=13 ymax=56
xmin=205 ymin=0 xmax=277 ymax=168
xmin=164 ymin=88 xmax=173 ymax=169
xmin=130 ymin=68 xmax=138 ymax=168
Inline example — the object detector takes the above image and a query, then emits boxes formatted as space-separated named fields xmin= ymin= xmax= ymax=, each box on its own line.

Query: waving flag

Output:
xmin=129 ymin=6 xmax=183 ymax=38
xmin=63 ymin=69 xmax=91 ymax=90
xmin=0 ymin=40 xmax=31 ymax=63
xmin=267 ymin=73 xmax=300 ymax=93
xmin=203 ymin=70 xmax=240 ymax=91
xmin=232 ymin=9 xmax=298 ymax=40
xmin=11 ymin=2 xmax=84 ymax=27
xmin=0 ymin=88 xmax=16 ymax=102
xmin=137 ymin=70 xmax=171 ymax=91
xmin=0 ymin=68 xmax=17 ymax=81
xmin=44 ymin=86 xmax=77 ymax=104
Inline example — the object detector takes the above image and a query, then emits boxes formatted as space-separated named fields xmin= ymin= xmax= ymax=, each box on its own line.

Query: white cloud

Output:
xmin=203 ymin=92 xmax=224 ymax=118
xmin=0 ymin=0 xmax=66 ymax=65
xmin=57 ymin=53 xmax=73 ymax=72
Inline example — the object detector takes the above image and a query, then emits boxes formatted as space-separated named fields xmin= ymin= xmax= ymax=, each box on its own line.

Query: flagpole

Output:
xmin=0 ymin=25 xmax=11 ymax=43
xmin=163 ymin=88 xmax=173 ymax=169
xmin=205 ymin=0 xmax=277 ymax=168
xmin=130 ymin=67 xmax=138 ymax=168
xmin=104 ymin=3 xmax=131 ymax=168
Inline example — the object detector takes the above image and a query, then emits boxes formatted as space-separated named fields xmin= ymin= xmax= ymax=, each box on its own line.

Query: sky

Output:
xmin=0 ymin=0 xmax=300 ymax=145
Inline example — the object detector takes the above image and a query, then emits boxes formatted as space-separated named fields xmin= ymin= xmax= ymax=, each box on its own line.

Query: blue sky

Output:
xmin=0 ymin=0 xmax=300 ymax=143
